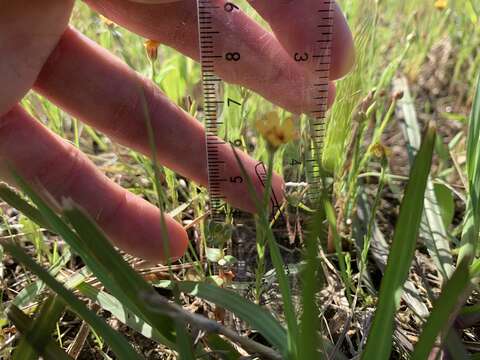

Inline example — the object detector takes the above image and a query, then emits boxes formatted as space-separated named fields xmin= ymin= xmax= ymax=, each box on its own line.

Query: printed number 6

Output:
xmin=224 ymin=2 xmax=239 ymax=12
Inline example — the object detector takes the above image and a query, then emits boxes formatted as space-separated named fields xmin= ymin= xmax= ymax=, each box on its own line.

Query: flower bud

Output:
xmin=144 ymin=39 xmax=160 ymax=62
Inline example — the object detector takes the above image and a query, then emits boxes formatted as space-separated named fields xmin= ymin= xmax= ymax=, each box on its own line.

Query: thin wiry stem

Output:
xmin=140 ymin=291 xmax=283 ymax=360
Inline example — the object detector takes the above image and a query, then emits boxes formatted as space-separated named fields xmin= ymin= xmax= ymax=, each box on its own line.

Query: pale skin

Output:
xmin=0 ymin=0 xmax=354 ymax=262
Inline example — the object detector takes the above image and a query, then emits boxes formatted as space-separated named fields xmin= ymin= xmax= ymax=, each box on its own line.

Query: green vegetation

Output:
xmin=1 ymin=0 xmax=480 ymax=359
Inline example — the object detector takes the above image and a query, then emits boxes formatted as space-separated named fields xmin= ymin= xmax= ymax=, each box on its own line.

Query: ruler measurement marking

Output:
xmin=306 ymin=1 xmax=334 ymax=202
xmin=197 ymin=0 xmax=226 ymax=222
xmin=198 ymin=0 xmax=334 ymax=223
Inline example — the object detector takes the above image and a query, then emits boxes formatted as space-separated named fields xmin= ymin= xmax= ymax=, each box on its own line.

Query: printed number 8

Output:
xmin=294 ymin=52 xmax=309 ymax=62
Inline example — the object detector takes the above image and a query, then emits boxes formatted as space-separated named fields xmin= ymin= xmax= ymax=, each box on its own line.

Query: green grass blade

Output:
xmin=362 ymin=124 xmax=436 ymax=359
xmin=298 ymin=210 xmax=324 ymax=359
xmin=230 ymin=148 xmax=298 ymax=357
xmin=459 ymin=74 xmax=480 ymax=264
xmin=6 ymin=171 xmax=176 ymax=345
xmin=173 ymin=284 xmax=195 ymax=360
xmin=0 ymin=184 xmax=50 ymax=231
xmin=78 ymin=273 xmax=230 ymax=359
xmin=356 ymin=192 xmax=430 ymax=319
xmin=395 ymin=77 xmax=454 ymax=280
xmin=443 ymin=329 xmax=471 ymax=360
xmin=2 ymin=241 xmax=143 ymax=360
xmin=177 ymin=281 xmax=288 ymax=354
xmin=204 ymin=334 xmax=240 ymax=360
xmin=76 ymin=282 xmax=168 ymax=344
xmin=61 ymin=203 xmax=176 ymax=344
xmin=6 ymin=304 xmax=71 ymax=360
xmin=11 ymin=295 xmax=66 ymax=360
xmin=175 ymin=320 xmax=195 ymax=360
xmin=412 ymin=260 xmax=471 ymax=359
xmin=13 ymin=248 xmax=71 ymax=308
xmin=264 ymin=225 xmax=298 ymax=356
xmin=324 ymin=200 xmax=351 ymax=299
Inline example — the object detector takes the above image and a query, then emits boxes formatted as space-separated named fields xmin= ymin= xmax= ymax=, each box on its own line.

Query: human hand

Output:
xmin=0 ymin=0 xmax=354 ymax=262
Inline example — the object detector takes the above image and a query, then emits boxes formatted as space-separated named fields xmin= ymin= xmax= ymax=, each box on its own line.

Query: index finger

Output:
xmin=85 ymin=0 xmax=344 ymax=113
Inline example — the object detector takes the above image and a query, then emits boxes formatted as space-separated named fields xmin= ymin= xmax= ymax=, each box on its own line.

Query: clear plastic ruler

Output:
xmin=196 ymin=0 xmax=334 ymax=285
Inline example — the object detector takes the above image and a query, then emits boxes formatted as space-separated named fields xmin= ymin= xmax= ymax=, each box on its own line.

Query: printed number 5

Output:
xmin=230 ymin=176 xmax=243 ymax=183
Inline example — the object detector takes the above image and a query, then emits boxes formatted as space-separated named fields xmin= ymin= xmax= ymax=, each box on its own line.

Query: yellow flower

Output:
xmin=370 ymin=143 xmax=391 ymax=159
xmin=144 ymin=39 xmax=160 ymax=62
xmin=99 ymin=15 xmax=115 ymax=27
xmin=255 ymin=112 xmax=297 ymax=150
xmin=434 ymin=0 xmax=447 ymax=10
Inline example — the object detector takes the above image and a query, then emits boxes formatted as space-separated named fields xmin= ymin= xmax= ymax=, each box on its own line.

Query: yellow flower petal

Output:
xmin=434 ymin=0 xmax=447 ymax=10
xmin=255 ymin=112 xmax=298 ymax=150
xmin=370 ymin=143 xmax=391 ymax=159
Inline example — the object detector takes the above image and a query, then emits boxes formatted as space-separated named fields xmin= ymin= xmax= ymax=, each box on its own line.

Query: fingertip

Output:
xmin=272 ymin=170 xmax=285 ymax=198
xmin=331 ymin=3 xmax=355 ymax=80
xmin=271 ymin=169 xmax=286 ymax=207
xmin=164 ymin=215 xmax=190 ymax=260
xmin=328 ymin=81 xmax=337 ymax=108
xmin=100 ymin=192 xmax=189 ymax=262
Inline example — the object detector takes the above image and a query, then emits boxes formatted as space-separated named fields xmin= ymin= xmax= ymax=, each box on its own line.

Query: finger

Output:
xmin=247 ymin=0 xmax=355 ymax=80
xmin=0 ymin=105 xmax=188 ymax=262
xmin=128 ymin=0 xmax=181 ymax=3
xmin=34 ymin=27 xmax=284 ymax=214
xmin=85 ymin=0 xmax=335 ymax=114
xmin=0 ymin=0 xmax=73 ymax=117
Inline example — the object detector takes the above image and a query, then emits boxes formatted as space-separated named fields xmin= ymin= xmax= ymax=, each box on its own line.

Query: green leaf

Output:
xmin=12 ymin=295 xmax=66 ymax=360
xmin=177 ymin=281 xmax=287 ymax=354
xmin=6 ymin=171 xmax=176 ymax=346
xmin=298 ymin=211 xmax=324 ymax=359
xmin=218 ymin=255 xmax=237 ymax=267
xmin=2 ymin=242 xmax=142 ymax=360
xmin=6 ymin=304 xmax=71 ymax=360
xmin=433 ymin=183 xmax=455 ymax=228
xmin=175 ymin=320 xmax=195 ymax=360
xmin=61 ymin=203 xmax=176 ymax=345
xmin=412 ymin=260 xmax=471 ymax=359
xmin=356 ymin=192 xmax=429 ymax=319
xmin=230 ymin=148 xmax=297 ymax=357
xmin=173 ymin=284 xmax=195 ymax=360
xmin=395 ymin=77 xmax=454 ymax=280
xmin=205 ymin=247 xmax=223 ymax=263
xmin=204 ymin=334 xmax=240 ymax=360
xmin=168 ymin=197 xmax=198 ymax=218
xmin=78 ymin=281 xmax=241 ymax=359
xmin=459 ymin=74 xmax=480 ymax=264
xmin=13 ymin=249 xmax=71 ymax=308
xmin=0 ymin=184 xmax=50 ymax=231
xmin=362 ymin=124 xmax=436 ymax=359
xmin=76 ymin=282 xmax=168 ymax=344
